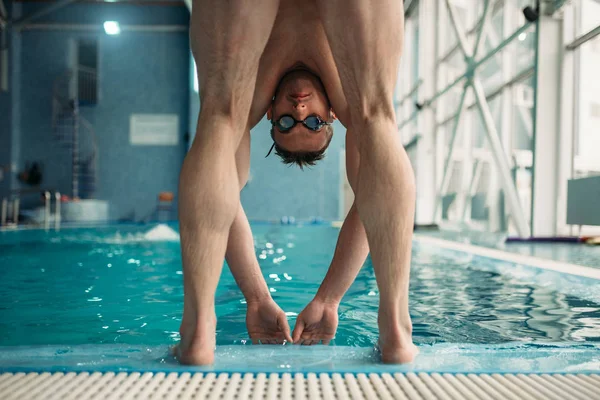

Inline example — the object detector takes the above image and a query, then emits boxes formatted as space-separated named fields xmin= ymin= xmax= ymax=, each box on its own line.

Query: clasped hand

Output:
xmin=246 ymin=297 xmax=338 ymax=345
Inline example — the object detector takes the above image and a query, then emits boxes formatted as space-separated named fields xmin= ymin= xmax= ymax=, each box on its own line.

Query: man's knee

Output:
xmin=348 ymin=98 xmax=397 ymax=134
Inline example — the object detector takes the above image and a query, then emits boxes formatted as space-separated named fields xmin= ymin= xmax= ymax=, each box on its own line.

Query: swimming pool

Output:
xmin=0 ymin=223 xmax=599 ymax=374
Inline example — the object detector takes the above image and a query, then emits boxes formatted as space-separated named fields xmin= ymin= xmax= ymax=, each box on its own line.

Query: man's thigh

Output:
xmin=191 ymin=0 xmax=279 ymax=114
xmin=315 ymin=0 xmax=404 ymax=122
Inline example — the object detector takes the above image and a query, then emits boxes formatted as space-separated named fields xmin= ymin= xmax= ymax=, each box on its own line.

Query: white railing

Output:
xmin=0 ymin=191 xmax=61 ymax=230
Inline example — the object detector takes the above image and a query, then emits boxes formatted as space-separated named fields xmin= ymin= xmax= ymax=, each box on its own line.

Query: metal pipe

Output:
xmin=472 ymin=79 xmax=531 ymax=237
xmin=396 ymin=79 xmax=423 ymax=106
xmin=461 ymin=159 xmax=483 ymax=221
xmin=474 ymin=22 xmax=532 ymax=71
xmin=14 ymin=0 xmax=81 ymax=29
xmin=55 ymin=192 xmax=61 ymax=231
xmin=445 ymin=0 xmax=472 ymax=57
xmin=426 ymin=73 xmax=465 ymax=107
xmin=425 ymin=21 xmax=532 ymax=108
xmin=435 ymin=66 xmax=535 ymax=127
xmin=44 ymin=191 xmax=51 ymax=231
xmin=1 ymin=198 xmax=6 ymax=226
xmin=566 ymin=24 xmax=600 ymax=50
xmin=433 ymin=83 xmax=469 ymax=220
xmin=12 ymin=198 xmax=19 ymax=225
xmin=397 ymin=110 xmax=419 ymax=130
xmin=472 ymin=0 xmax=491 ymax=57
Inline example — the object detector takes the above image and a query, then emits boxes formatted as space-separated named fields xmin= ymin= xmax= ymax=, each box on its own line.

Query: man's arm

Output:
xmin=292 ymin=131 xmax=369 ymax=344
xmin=314 ymin=131 xmax=368 ymax=303
xmin=226 ymin=203 xmax=271 ymax=303
xmin=226 ymin=202 xmax=293 ymax=344
xmin=226 ymin=132 xmax=292 ymax=344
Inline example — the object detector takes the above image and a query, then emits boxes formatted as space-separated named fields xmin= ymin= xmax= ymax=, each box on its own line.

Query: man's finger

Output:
xmin=322 ymin=339 xmax=331 ymax=345
xmin=292 ymin=318 xmax=304 ymax=344
xmin=278 ymin=313 xmax=293 ymax=343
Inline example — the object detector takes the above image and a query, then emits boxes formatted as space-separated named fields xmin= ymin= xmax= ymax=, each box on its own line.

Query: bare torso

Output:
xmin=247 ymin=0 xmax=350 ymax=129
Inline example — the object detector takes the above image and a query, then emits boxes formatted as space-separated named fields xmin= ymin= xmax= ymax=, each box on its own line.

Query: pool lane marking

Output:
xmin=413 ymin=235 xmax=600 ymax=280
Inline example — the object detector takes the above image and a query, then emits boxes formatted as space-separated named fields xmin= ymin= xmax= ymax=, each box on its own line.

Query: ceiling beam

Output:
xmin=14 ymin=0 xmax=81 ymax=29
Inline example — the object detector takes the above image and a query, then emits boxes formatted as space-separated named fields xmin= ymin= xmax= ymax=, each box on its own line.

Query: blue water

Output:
xmin=1 ymin=223 xmax=600 ymax=373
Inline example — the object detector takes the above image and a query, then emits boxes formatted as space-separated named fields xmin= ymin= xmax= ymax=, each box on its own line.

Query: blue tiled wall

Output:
xmin=10 ymin=2 xmax=346 ymax=221
xmin=0 ymin=2 xmax=20 ymax=197
xmin=15 ymin=4 xmax=189 ymax=220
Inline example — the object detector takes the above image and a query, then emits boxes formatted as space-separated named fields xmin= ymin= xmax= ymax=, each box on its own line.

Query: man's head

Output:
xmin=267 ymin=69 xmax=335 ymax=169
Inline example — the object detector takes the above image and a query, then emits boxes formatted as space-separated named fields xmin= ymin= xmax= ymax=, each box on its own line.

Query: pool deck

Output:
xmin=1 ymin=371 xmax=599 ymax=399
xmin=418 ymin=228 xmax=600 ymax=269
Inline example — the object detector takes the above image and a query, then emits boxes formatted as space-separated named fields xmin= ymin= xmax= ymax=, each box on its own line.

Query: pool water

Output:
xmin=1 ymin=223 xmax=600 ymax=373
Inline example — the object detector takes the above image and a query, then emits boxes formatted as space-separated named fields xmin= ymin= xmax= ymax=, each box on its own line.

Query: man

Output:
xmin=176 ymin=0 xmax=417 ymax=365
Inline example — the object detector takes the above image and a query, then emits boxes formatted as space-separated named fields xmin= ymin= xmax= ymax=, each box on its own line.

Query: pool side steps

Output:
xmin=0 ymin=371 xmax=598 ymax=399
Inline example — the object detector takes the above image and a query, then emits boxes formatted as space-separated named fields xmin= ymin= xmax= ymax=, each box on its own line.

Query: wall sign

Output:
xmin=130 ymin=114 xmax=179 ymax=146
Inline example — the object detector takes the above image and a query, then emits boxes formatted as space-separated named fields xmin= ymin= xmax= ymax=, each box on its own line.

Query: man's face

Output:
xmin=269 ymin=70 xmax=333 ymax=153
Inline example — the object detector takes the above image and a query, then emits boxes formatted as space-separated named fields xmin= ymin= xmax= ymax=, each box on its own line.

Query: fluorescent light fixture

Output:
xmin=104 ymin=21 xmax=121 ymax=35
xmin=518 ymin=32 xmax=527 ymax=41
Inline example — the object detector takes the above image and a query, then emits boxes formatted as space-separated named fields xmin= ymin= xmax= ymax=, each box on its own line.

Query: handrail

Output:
xmin=55 ymin=192 xmax=61 ymax=231
xmin=12 ymin=198 xmax=19 ymax=225
xmin=44 ymin=191 xmax=51 ymax=231
xmin=1 ymin=198 xmax=6 ymax=226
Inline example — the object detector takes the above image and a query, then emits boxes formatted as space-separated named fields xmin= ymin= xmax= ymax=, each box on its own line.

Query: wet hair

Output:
xmin=268 ymin=125 xmax=334 ymax=170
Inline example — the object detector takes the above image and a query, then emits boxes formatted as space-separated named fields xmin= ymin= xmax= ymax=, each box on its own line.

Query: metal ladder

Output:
xmin=0 ymin=191 xmax=62 ymax=230
xmin=52 ymin=67 xmax=98 ymax=200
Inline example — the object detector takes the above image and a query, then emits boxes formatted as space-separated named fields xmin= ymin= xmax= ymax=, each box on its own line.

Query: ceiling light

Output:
xmin=104 ymin=21 xmax=121 ymax=35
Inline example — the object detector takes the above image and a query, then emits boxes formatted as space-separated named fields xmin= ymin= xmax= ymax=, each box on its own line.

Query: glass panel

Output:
xmin=574 ymin=37 xmax=600 ymax=178
xmin=512 ymin=76 xmax=534 ymax=152
xmin=579 ymin=0 xmax=600 ymax=35
xmin=511 ymin=74 xmax=534 ymax=230
xmin=439 ymin=0 xmax=458 ymax=55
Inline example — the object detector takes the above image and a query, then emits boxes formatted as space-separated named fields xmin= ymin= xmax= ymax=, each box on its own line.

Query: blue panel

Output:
xmin=241 ymin=119 xmax=346 ymax=221
xmin=18 ymin=24 xmax=189 ymax=219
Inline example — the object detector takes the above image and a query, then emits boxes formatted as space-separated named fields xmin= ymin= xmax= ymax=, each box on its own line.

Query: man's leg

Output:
xmin=316 ymin=0 xmax=417 ymax=363
xmin=177 ymin=0 xmax=279 ymax=365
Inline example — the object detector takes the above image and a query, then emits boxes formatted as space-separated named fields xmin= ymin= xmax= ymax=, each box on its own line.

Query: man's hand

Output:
xmin=246 ymin=298 xmax=293 ymax=344
xmin=292 ymin=299 xmax=339 ymax=345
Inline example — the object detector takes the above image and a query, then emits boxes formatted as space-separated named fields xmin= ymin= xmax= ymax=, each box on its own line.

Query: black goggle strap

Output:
xmin=265 ymin=142 xmax=276 ymax=158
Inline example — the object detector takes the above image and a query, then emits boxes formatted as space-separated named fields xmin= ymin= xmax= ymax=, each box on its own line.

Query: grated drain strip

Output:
xmin=0 ymin=372 xmax=598 ymax=399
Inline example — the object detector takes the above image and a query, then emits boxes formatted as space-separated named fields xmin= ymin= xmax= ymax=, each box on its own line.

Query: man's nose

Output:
xmin=291 ymin=102 xmax=307 ymax=117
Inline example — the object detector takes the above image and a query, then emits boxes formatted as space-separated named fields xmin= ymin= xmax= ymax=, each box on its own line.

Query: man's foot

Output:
xmin=378 ymin=314 xmax=418 ymax=364
xmin=175 ymin=311 xmax=217 ymax=365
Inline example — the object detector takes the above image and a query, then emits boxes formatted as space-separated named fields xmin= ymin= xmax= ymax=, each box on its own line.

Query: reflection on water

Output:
xmin=0 ymin=224 xmax=599 ymax=348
